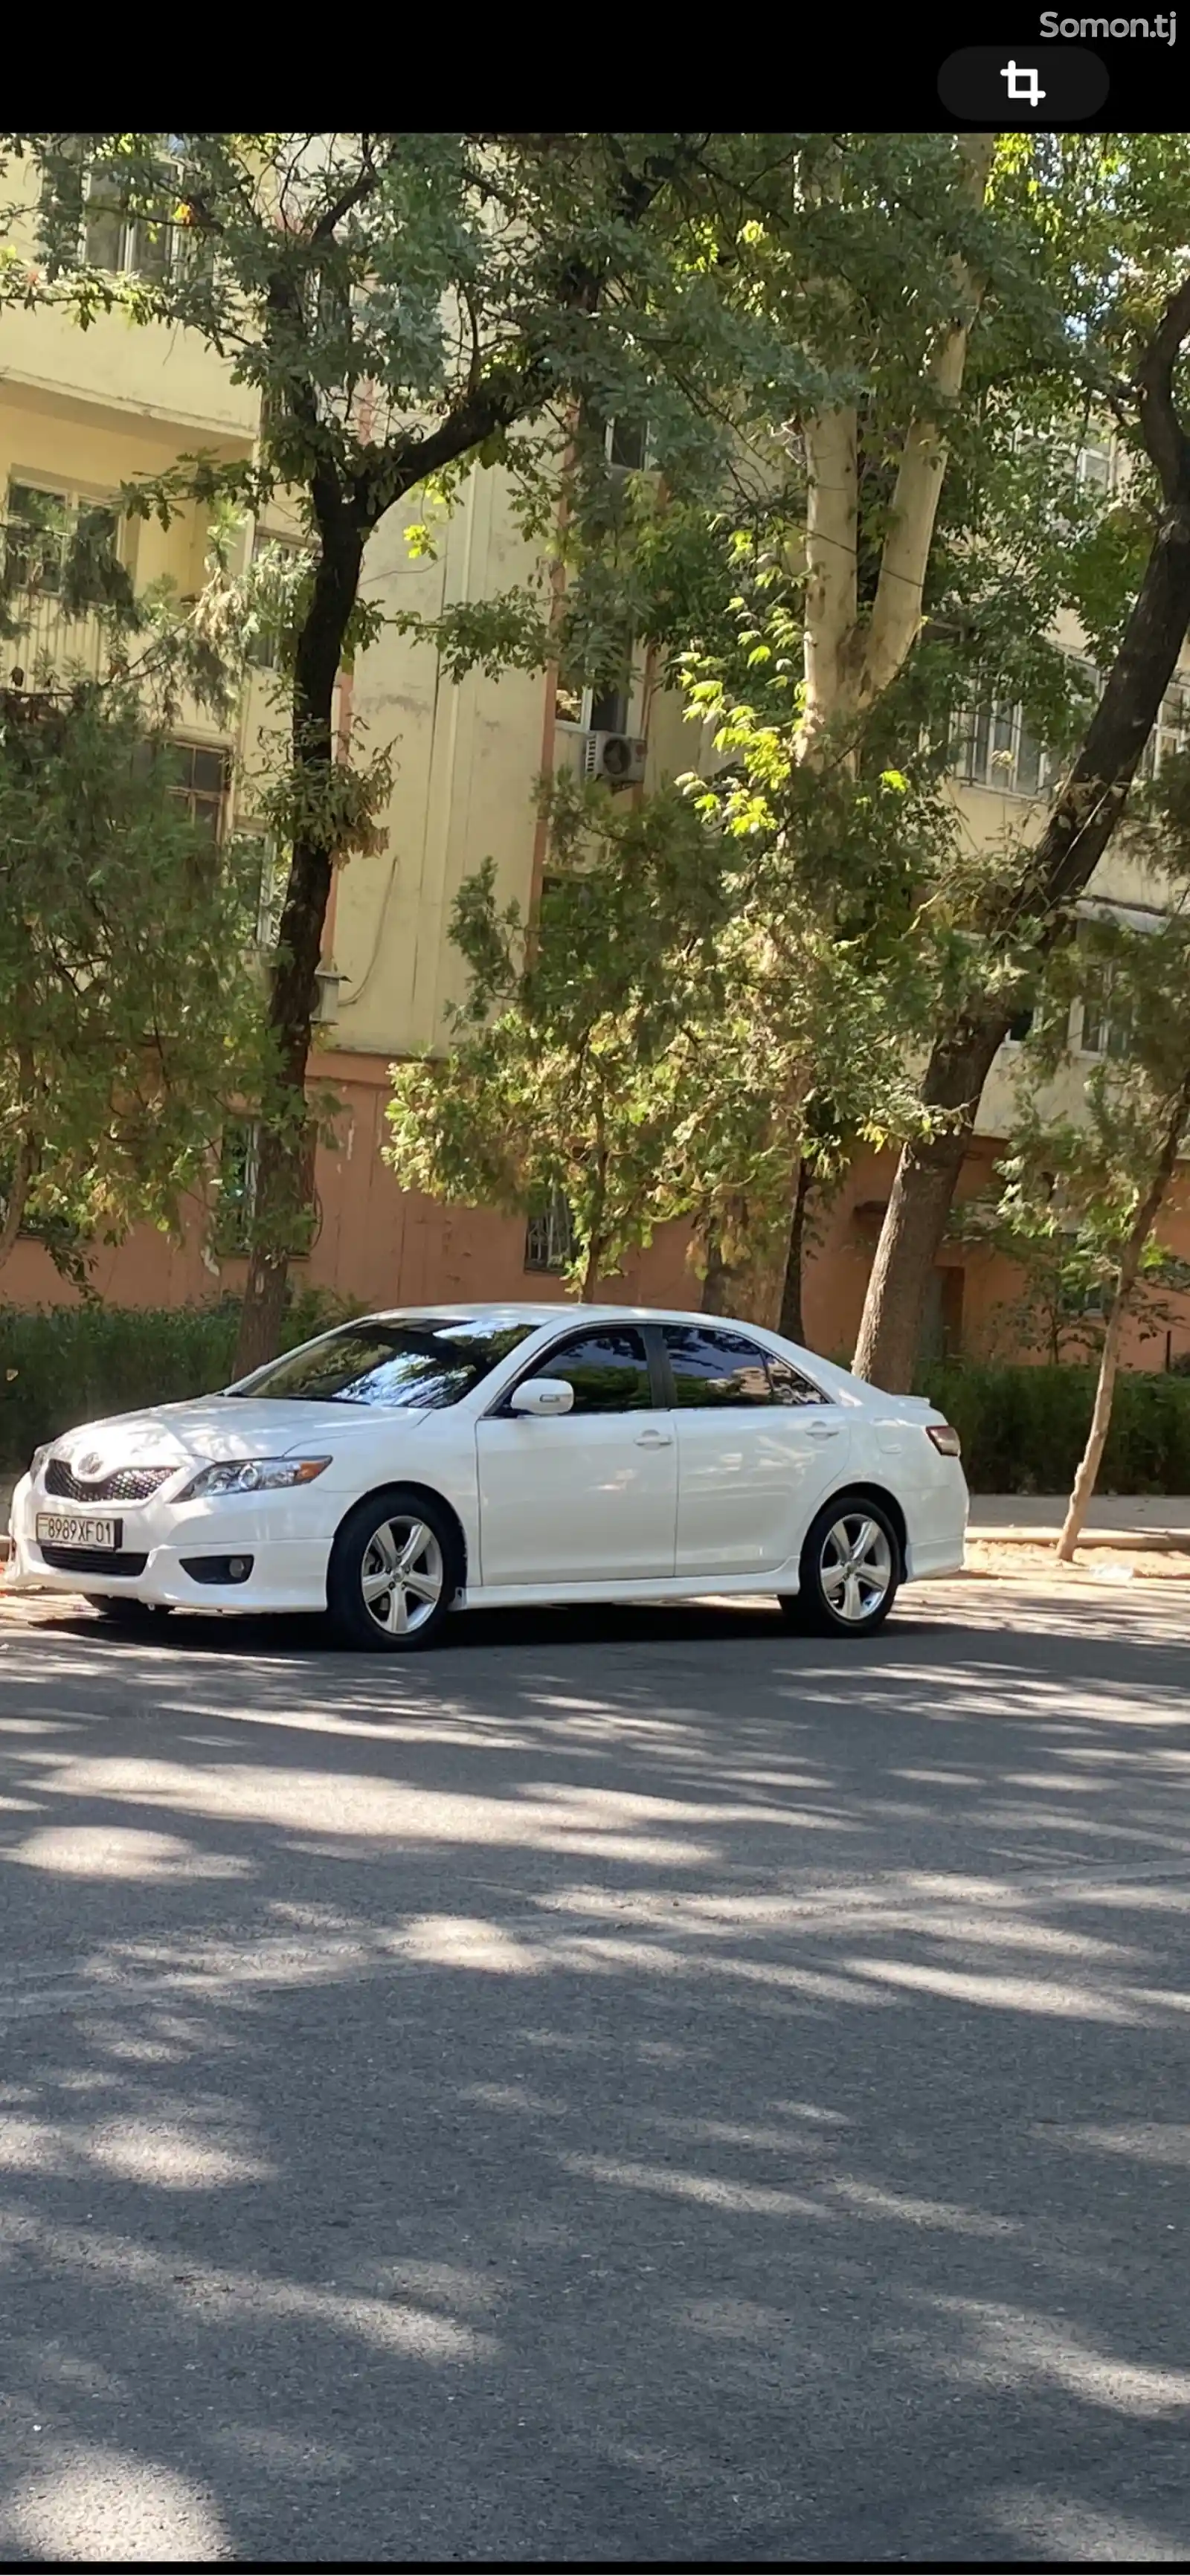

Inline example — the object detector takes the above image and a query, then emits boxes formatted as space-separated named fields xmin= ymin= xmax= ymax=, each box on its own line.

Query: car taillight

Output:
xmin=926 ymin=1423 xmax=962 ymax=1458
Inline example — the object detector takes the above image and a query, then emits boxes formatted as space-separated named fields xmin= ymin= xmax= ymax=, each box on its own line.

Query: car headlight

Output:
xmin=179 ymin=1457 xmax=332 ymax=1500
xmin=30 ymin=1444 xmax=51 ymax=1479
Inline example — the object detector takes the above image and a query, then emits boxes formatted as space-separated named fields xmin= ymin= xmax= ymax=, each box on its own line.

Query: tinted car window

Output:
xmin=663 ymin=1325 xmax=825 ymax=1408
xmin=528 ymin=1327 xmax=653 ymax=1414
xmin=225 ymin=1318 xmax=536 ymax=1411
xmin=766 ymin=1357 xmax=829 ymax=1407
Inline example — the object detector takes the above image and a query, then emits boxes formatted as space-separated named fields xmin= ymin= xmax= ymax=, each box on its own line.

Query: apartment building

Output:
xmin=4 ymin=260 xmax=1189 ymax=1368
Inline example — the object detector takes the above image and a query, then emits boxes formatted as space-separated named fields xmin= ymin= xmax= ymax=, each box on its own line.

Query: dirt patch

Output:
xmin=965 ymin=1538 xmax=1190 ymax=1584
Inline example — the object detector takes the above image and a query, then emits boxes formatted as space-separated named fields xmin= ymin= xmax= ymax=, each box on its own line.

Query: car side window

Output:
xmin=663 ymin=1326 xmax=774 ymax=1407
xmin=526 ymin=1327 xmax=654 ymax=1414
xmin=766 ymin=1356 xmax=829 ymax=1408
xmin=662 ymin=1326 xmax=827 ymax=1408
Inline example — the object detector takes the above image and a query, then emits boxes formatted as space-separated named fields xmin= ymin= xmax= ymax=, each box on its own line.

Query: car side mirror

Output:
xmin=509 ymin=1377 xmax=574 ymax=1419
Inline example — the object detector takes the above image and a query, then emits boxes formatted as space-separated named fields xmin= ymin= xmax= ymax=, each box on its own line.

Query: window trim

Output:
xmin=486 ymin=1320 xmax=669 ymax=1417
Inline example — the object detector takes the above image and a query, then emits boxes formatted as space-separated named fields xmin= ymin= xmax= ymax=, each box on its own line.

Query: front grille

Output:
xmin=39 ymin=1546 xmax=149 ymax=1577
xmin=45 ymin=1460 xmax=174 ymax=1504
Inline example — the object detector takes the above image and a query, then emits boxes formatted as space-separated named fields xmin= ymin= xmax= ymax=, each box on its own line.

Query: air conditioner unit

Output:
xmin=312 ymin=963 xmax=344 ymax=1026
xmin=582 ymin=730 xmax=647 ymax=787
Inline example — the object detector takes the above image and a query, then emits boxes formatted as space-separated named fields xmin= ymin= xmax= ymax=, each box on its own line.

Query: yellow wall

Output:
xmin=332 ymin=462 xmax=551 ymax=1057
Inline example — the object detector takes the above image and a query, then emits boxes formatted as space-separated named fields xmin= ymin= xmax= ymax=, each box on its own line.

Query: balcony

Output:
xmin=4 ymin=588 xmax=108 ymax=687
xmin=0 ymin=300 xmax=259 ymax=448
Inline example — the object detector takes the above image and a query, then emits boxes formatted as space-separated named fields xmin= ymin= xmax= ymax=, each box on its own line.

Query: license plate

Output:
xmin=36 ymin=1514 xmax=120 ymax=1550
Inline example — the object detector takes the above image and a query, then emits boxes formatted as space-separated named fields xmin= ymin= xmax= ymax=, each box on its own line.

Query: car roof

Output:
xmin=366 ymin=1301 xmax=733 ymax=1330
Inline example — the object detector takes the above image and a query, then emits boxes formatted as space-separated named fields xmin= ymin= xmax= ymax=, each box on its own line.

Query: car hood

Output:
xmin=47 ymin=1397 xmax=431 ymax=1473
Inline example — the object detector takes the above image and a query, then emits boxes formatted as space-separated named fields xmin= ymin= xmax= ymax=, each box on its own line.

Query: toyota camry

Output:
xmin=4 ymin=1304 xmax=967 ymax=1649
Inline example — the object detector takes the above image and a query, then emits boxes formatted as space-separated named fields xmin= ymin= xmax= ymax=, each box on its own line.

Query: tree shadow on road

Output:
xmin=0 ymin=1587 xmax=1189 ymax=2560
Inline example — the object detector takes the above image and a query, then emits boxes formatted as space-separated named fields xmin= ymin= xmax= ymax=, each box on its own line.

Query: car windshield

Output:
xmin=222 ymin=1318 xmax=536 ymax=1411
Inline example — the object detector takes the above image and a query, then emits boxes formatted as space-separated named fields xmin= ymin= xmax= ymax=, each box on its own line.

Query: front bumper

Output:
xmin=5 ymin=1474 xmax=334 ymax=1614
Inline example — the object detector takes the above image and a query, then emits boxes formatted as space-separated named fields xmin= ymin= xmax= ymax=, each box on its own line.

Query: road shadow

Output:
xmin=0 ymin=1588 xmax=1189 ymax=2560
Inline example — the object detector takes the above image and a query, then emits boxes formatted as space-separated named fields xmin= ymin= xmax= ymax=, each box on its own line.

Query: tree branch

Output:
xmin=1133 ymin=271 xmax=1190 ymax=501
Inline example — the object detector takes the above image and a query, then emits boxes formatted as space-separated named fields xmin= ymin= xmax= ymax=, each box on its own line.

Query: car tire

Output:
xmin=327 ymin=1487 xmax=458 ymax=1652
xmin=779 ymin=1494 xmax=901 ymax=1638
xmin=85 ymin=1596 xmax=167 ymax=1628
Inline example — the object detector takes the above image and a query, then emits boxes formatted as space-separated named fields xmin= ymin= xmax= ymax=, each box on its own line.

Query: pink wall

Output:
xmin=8 ymin=1058 xmax=1190 ymax=1373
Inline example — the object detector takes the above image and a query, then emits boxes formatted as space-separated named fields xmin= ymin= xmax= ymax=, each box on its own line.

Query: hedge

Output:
xmin=0 ymin=1290 xmax=361 ymax=1476
xmin=918 ymin=1360 xmax=1190 ymax=1495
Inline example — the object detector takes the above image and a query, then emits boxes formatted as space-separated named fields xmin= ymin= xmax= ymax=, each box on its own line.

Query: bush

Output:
xmin=917 ymin=1360 xmax=1190 ymax=1494
xmin=0 ymin=1288 xmax=363 ymax=1475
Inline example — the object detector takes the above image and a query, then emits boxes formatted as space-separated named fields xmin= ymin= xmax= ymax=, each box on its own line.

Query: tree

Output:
xmin=1 ymin=129 xmax=811 ymax=1370
xmin=980 ymin=901 xmax=1190 ymax=1557
xmin=385 ymin=767 xmax=930 ymax=1308
xmin=854 ymin=145 xmax=1190 ymax=1387
xmin=0 ymin=674 xmax=266 ymax=1285
xmin=562 ymin=130 xmax=1190 ymax=1374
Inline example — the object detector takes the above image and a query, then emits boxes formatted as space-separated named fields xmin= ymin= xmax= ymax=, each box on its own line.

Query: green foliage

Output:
xmin=385 ymin=765 xmax=936 ymax=1295
xmin=918 ymin=1360 xmax=1190 ymax=1496
xmin=0 ymin=677 xmax=271 ymax=1276
xmin=0 ymin=1288 xmax=362 ymax=1473
xmin=987 ymin=900 xmax=1190 ymax=1320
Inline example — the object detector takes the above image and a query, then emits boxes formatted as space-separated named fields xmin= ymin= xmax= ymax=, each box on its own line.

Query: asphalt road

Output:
xmin=1 ymin=1580 xmax=1190 ymax=2565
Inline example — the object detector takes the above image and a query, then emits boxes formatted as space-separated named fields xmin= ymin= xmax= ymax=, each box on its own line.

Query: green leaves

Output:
xmin=0 ymin=680 xmax=271 ymax=1281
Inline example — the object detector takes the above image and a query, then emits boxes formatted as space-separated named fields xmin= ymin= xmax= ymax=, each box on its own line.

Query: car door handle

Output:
xmin=635 ymin=1429 xmax=673 ymax=1448
xmin=806 ymin=1420 xmax=841 ymax=1440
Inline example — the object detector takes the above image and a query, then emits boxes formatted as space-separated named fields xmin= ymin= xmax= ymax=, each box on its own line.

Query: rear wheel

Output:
xmin=327 ymin=1488 xmax=457 ymax=1652
xmin=779 ymin=1495 xmax=900 ymax=1638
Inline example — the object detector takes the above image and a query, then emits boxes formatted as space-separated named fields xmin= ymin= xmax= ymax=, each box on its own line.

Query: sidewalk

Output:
xmin=968 ymin=1495 xmax=1190 ymax=1551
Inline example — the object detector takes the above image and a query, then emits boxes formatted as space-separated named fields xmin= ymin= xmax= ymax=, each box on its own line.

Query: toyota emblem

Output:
xmin=77 ymin=1452 xmax=103 ymax=1478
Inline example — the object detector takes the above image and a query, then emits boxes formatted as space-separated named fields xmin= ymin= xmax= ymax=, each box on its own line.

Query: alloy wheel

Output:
xmin=359 ymin=1516 xmax=444 ymax=1638
xmin=818 ymin=1513 xmax=893 ymax=1625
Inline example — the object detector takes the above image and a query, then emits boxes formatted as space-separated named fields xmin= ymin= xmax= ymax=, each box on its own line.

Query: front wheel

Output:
xmin=779 ymin=1495 xmax=900 ymax=1638
xmin=327 ymin=1488 xmax=457 ymax=1652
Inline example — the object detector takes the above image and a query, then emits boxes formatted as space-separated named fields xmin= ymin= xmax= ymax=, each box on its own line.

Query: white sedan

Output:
xmin=4 ymin=1303 xmax=967 ymax=1649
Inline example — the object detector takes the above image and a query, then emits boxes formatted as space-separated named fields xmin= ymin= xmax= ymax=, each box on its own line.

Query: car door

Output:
xmin=661 ymin=1324 xmax=850 ymax=1578
xmin=475 ymin=1325 xmax=678 ymax=1588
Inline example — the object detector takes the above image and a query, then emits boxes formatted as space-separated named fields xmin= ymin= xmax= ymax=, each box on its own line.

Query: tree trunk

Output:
xmin=852 ymin=1018 xmax=1006 ymax=1388
xmin=232 ymin=512 xmax=363 ymax=1379
xmin=701 ymin=1233 xmax=739 ymax=1316
xmin=778 ymin=1158 xmax=813 ymax=1344
xmin=855 ymin=463 xmax=1190 ymax=1389
xmin=1057 ymin=1074 xmax=1190 ymax=1561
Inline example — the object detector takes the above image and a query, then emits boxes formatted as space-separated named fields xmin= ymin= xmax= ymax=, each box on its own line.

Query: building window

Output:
xmin=524 ymin=1188 xmax=577 ymax=1275
xmin=1075 ymin=435 xmax=1118 ymax=496
xmin=553 ymin=634 xmax=635 ymax=737
xmin=82 ymin=156 xmax=209 ymax=283
xmin=1079 ymin=959 xmax=1130 ymax=1060
xmin=1139 ymin=677 xmax=1190 ymax=782
xmin=951 ymin=699 xmax=1052 ymax=799
xmin=5 ymin=479 xmax=119 ymax=601
xmin=169 ymin=741 xmax=229 ymax=840
xmin=605 ymin=416 xmax=651 ymax=473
